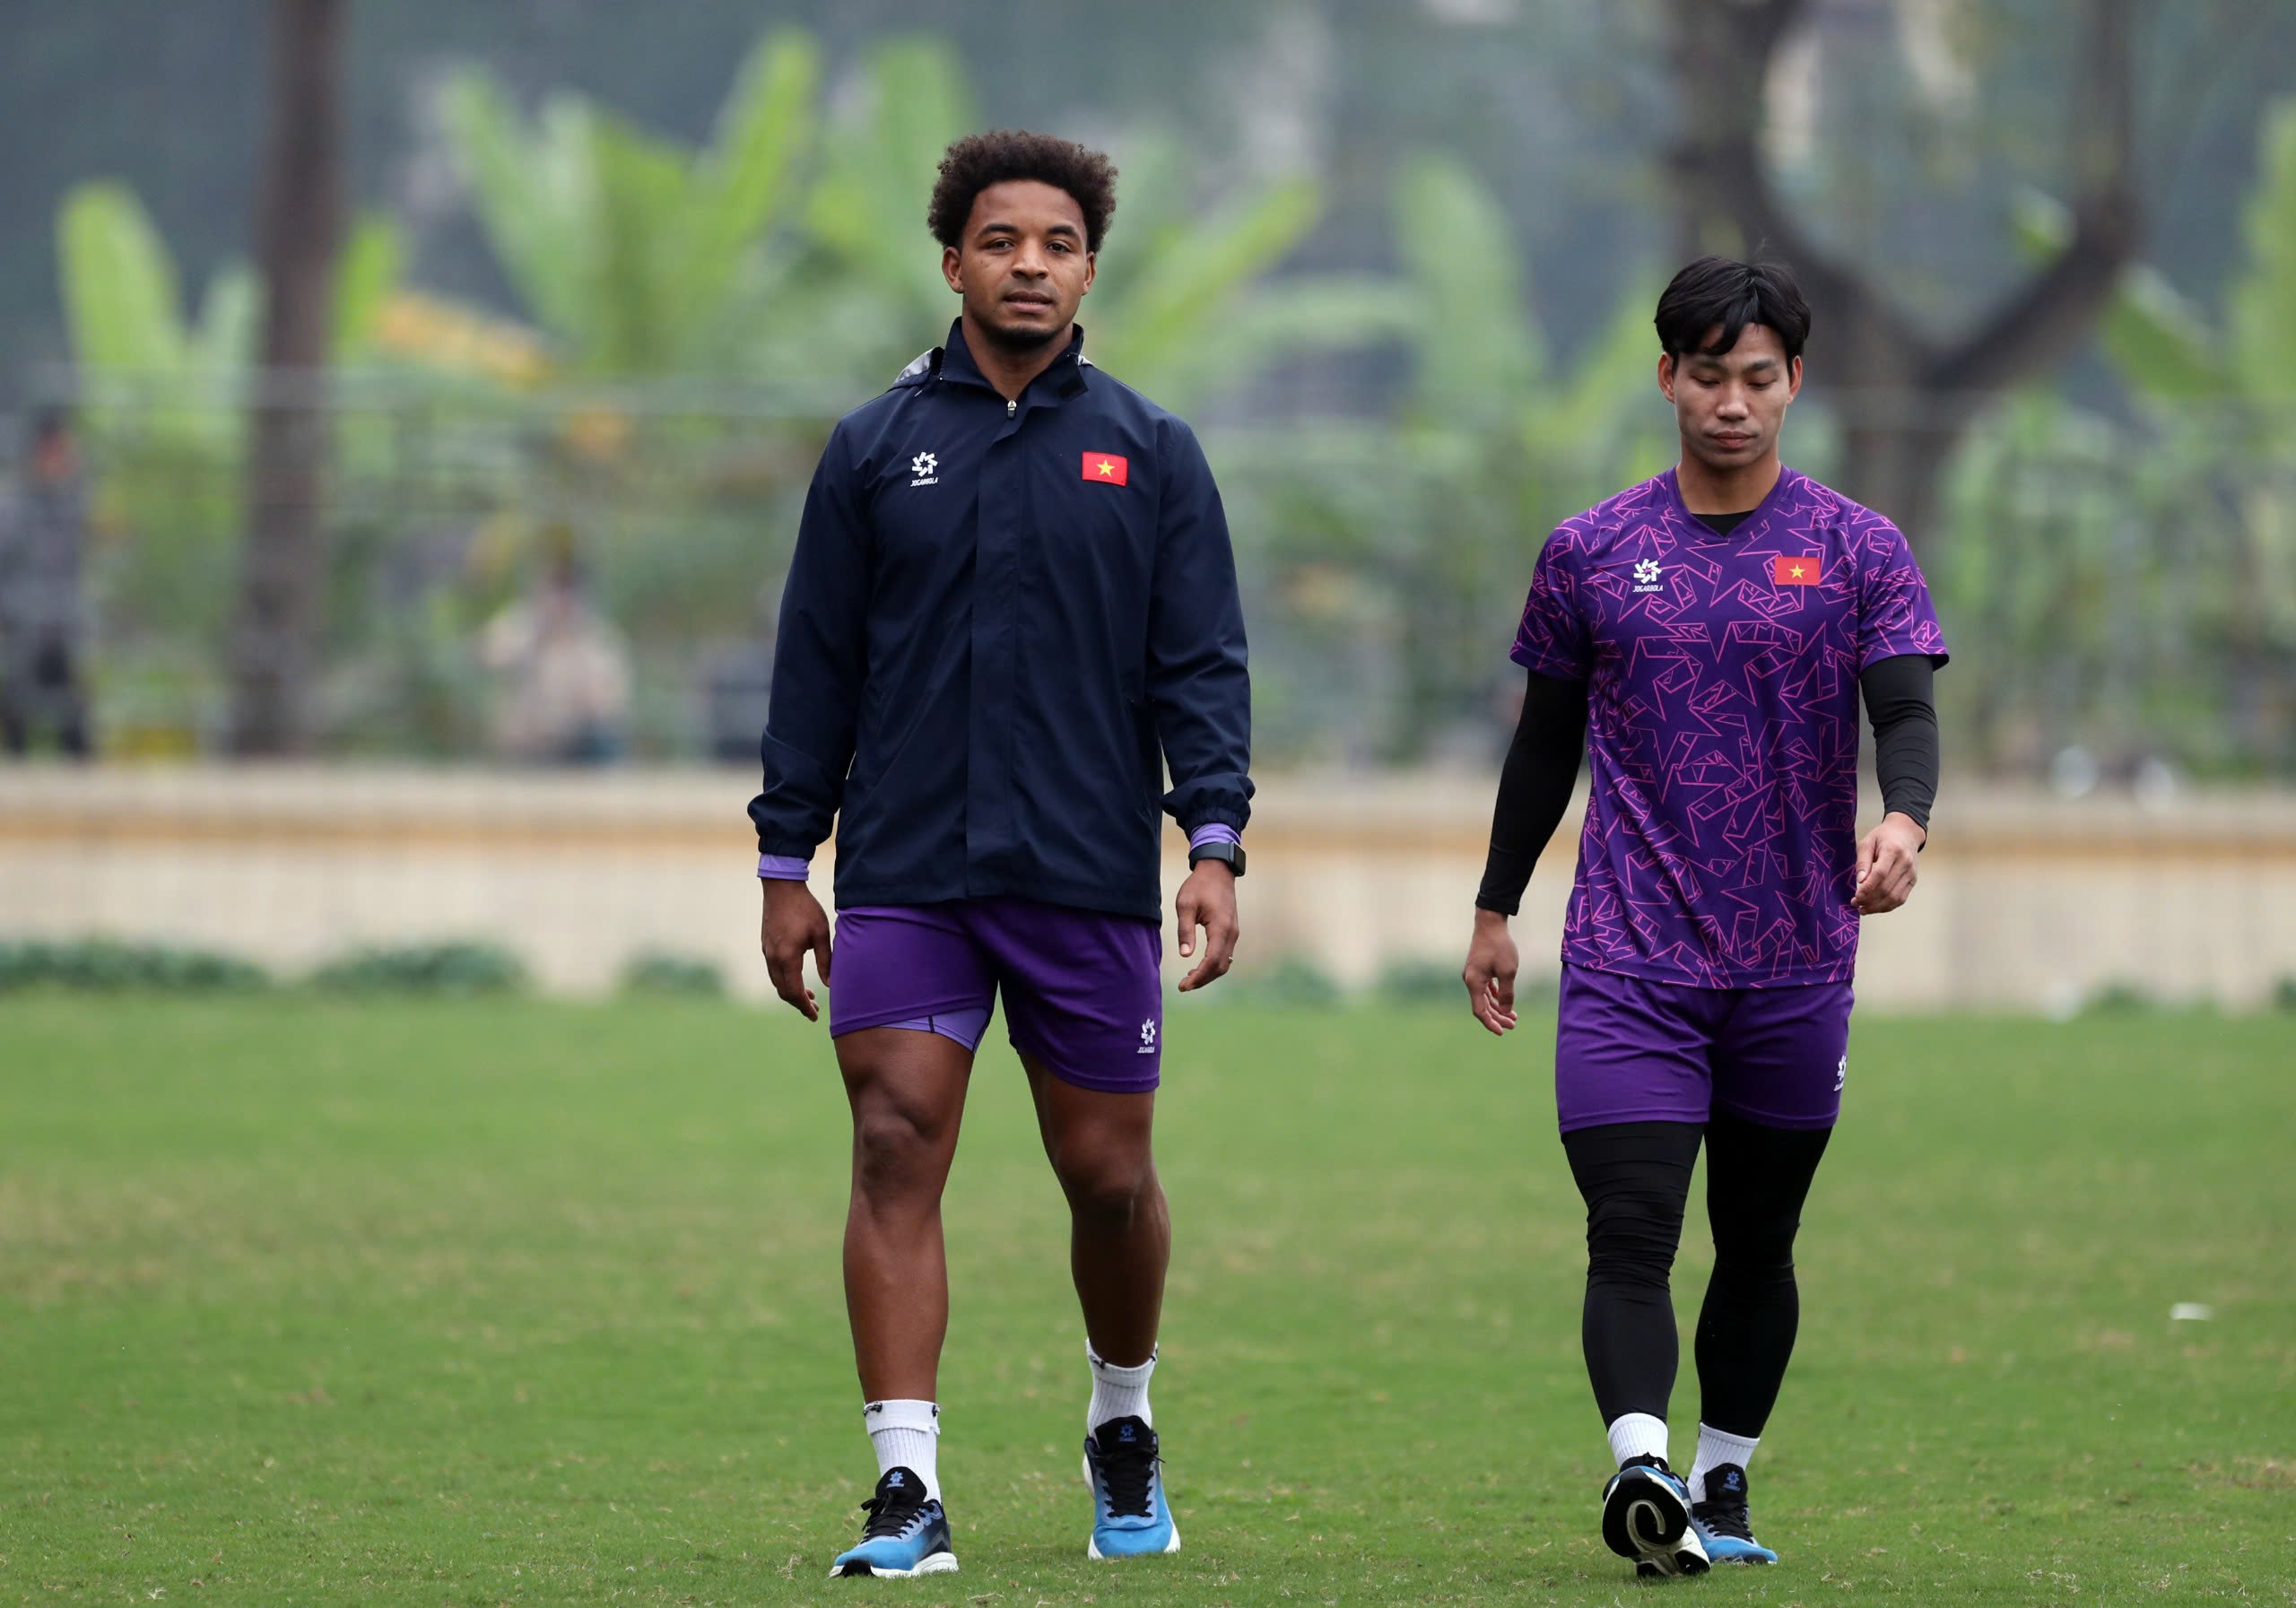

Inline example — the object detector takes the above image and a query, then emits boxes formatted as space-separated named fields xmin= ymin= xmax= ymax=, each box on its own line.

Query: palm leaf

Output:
xmin=2101 ymin=265 xmax=2229 ymax=403
xmin=585 ymin=109 xmax=692 ymax=371
xmin=2230 ymin=100 xmax=2296 ymax=410
xmin=1084 ymin=130 xmax=1187 ymax=306
xmin=438 ymin=68 xmax=597 ymax=345
xmin=1089 ymin=178 xmax=1324 ymax=387
xmin=669 ymin=30 xmax=819 ymax=364
xmin=191 ymin=265 xmax=258 ymax=379
xmin=333 ymin=213 xmax=404 ymax=360
xmin=1392 ymin=152 xmax=1542 ymax=430
xmin=1101 ymin=274 xmax=1413 ymax=413
xmin=57 ymin=181 xmax=191 ymax=379
xmin=806 ymin=36 xmax=975 ymax=326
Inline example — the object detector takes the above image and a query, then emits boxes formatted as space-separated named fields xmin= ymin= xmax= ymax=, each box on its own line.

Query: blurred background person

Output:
xmin=477 ymin=532 xmax=631 ymax=764
xmin=0 ymin=408 xmax=94 ymax=759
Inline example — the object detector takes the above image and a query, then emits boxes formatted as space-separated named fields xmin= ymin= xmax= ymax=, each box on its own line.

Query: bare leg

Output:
xmin=1023 ymin=1056 xmax=1168 ymax=1366
xmin=837 ymin=1027 xmax=974 ymax=1400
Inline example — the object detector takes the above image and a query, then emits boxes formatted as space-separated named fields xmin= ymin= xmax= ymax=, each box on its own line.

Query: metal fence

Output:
xmin=6 ymin=374 xmax=2292 ymax=778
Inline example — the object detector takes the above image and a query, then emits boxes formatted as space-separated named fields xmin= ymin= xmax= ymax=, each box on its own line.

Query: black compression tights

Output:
xmin=1561 ymin=1114 xmax=1833 ymax=1438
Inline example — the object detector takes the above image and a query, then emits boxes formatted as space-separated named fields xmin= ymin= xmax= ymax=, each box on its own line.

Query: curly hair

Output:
xmin=927 ymin=129 xmax=1118 ymax=254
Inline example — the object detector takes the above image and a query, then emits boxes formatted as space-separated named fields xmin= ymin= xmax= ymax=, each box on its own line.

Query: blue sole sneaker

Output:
xmin=1083 ymin=1415 xmax=1179 ymax=1560
xmin=1690 ymin=1462 xmax=1779 ymax=1565
xmin=830 ymin=1466 xmax=959 ymax=1578
xmin=1601 ymin=1456 xmax=1710 ymax=1578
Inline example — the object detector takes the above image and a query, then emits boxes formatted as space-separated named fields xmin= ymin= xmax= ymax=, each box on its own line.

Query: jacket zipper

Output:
xmin=1006 ymin=398 xmax=1016 ymax=418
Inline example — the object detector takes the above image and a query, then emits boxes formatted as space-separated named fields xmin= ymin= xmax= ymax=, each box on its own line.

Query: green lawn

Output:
xmin=2 ymin=995 xmax=2291 ymax=1605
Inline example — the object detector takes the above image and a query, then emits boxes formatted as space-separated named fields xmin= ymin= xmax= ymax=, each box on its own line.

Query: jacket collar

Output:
xmin=897 ymin=320 xmax=1091 ymax=401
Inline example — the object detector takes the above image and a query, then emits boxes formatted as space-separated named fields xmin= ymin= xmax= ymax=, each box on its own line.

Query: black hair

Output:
xmin=1654 ymin=256 xmax=1811 ymax=362
xmin=927 ymin=129 xmax=1118 ymax=254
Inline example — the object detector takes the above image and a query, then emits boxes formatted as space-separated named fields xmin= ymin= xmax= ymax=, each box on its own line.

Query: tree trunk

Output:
xmin=230 ymin=0 xmax=344 ymax=756
xmin=1663 ymin=0 xmax=2140 ymax=549
xmin=1834 ymin=386 xmax=1963 ymax=558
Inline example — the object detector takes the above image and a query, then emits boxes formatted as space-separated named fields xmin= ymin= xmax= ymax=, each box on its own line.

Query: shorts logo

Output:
xmin=1633 ymin=558 xmax=1665 ymax=595
xmin=1834 ymin=1054 xmax=1848 ymax=1092
xmin=909 ymin=450 xmax=940 ymax=488
xmin=1137 ymin=1018 xmax=1157 ymax=1054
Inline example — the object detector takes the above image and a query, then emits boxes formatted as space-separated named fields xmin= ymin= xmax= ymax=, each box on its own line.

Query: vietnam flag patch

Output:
xmin=1083 ymin=451 xmax=1129 ymax=485
xmin=1772 ymin=554 xmax=1823 ymax=586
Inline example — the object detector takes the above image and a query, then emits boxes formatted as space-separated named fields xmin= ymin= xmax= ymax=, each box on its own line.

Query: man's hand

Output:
xmin=760 ymin=878 xmax=833 ymax=1021
xmin=1853 ymin=812 xmax=1926 ymax=915
xmin=1462 ymin=908 xmax=1520 ymax=1036
xmin=1174 ymin=861 xmax=1239 ymax=992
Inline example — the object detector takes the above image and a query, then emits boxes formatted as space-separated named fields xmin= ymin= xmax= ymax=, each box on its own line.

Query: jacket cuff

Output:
xmin=1187 ymin=823 xmax=1241 ymax=851
xmin=1167 ymin=786 xmax=1252 ymax=839
xmin=756 ymin=853 xmax=813 ymax=880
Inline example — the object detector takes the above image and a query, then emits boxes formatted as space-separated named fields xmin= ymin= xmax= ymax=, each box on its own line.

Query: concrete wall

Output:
xmin=3 ymin=763 xmax=2293 ymax=1013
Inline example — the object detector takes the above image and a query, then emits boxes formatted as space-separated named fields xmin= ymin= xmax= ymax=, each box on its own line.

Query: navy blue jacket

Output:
xmin=748 ymin=323 xmax=1252 ymax=922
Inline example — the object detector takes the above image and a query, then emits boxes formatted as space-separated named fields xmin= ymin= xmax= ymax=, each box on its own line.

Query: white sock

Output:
xmin=1606 ymin=1412 xmax=1671 ymax=1469
xmin=864 ymin=1399 xmax=941 ymax=1502
xmin=1086 ymin=1343 xmax=1155 ymax=1431
xmin=1688 ymin=1422 xmax=1760 ymax=1503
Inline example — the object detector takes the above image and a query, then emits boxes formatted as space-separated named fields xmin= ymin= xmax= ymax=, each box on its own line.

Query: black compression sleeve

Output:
xmin=1475 ymin=672 xmax=1589 ymax=915
xmin=1860 ymin=653 xmax=1940 ymax=831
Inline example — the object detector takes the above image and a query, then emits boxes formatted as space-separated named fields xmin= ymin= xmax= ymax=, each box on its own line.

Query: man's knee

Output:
xmin=1585 ymin=1189 xmax=1686 ymax=1286
xmin=1049 ymin=1132 xmax=1156 ymax=1225
xmin=850 ymin=1100 xmax=956 ymax=1201
xmin=1710 ymin=1212 xmax=1800 ymax=1278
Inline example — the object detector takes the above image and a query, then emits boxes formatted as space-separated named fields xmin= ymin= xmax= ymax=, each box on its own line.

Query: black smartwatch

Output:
xmin=1187 ymin=839 xmax=1246 ymax=877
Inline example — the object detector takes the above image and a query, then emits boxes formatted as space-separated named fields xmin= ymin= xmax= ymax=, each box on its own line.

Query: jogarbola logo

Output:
xmin=1633 ymin=558 xmax=1664 ymax=595
xmin=909 ymin=450 xmax=939 ymax=488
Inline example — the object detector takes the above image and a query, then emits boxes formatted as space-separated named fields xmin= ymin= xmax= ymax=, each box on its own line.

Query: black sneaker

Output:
xmin=1690 ymin=1463 xmax=1779 ymax=1564
xmin=1600 ymin=1454 xmax=1710 ymax=1578
xmin=829 ymin=1466 xmax=958 ymax=1578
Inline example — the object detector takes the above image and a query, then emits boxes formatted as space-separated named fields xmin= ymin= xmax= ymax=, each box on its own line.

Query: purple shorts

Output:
xmin=1553 ymin=964 xmax=1851 ymax=1134
xmin=828 ymin=900 xmax=1163 ymax=1094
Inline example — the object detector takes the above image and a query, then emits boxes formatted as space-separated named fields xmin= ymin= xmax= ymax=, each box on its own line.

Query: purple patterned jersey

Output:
xmin=1511 ymin=467 xmax=1948 ymax=987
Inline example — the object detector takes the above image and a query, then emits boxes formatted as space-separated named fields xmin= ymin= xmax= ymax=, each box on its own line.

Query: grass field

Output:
xmin=3 ymin=995 xmax=2291 ymax=1606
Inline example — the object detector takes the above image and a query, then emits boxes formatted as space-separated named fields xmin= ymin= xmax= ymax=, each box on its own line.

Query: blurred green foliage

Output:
xmin=1371 ymin=956 xmax=1460 ymax=1007
xmin=438 ymin=32 xmax=1405 ymax=408
xmin=40 ymin=17 xmax=2296 ymax=776
xmin=0 ymin=938 xmax=271 ymax=994
xmin=308 ymin=941 xmax=530 ymax=997
xmin=55 ymin=179 xmax=451 ymax=750
xmin=1216 ymin=152 xmax=1673 ymax=761
xmin=1225 ymin=953 xmax=1345 ymax=1009
xmin=617 ymin=952 xmax=728 ymax=999
xmin=1927 ymin=100 xmax=2296 ymax=777
xmin=439 ymin=32 xmax=821 ymax=378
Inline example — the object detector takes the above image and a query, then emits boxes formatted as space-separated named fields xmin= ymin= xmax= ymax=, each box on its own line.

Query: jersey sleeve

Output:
xmin=1509 ymin=522 xmax=1594 ymax=680
xmin=1853 ymin=514 xmax=1950 ymax=670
